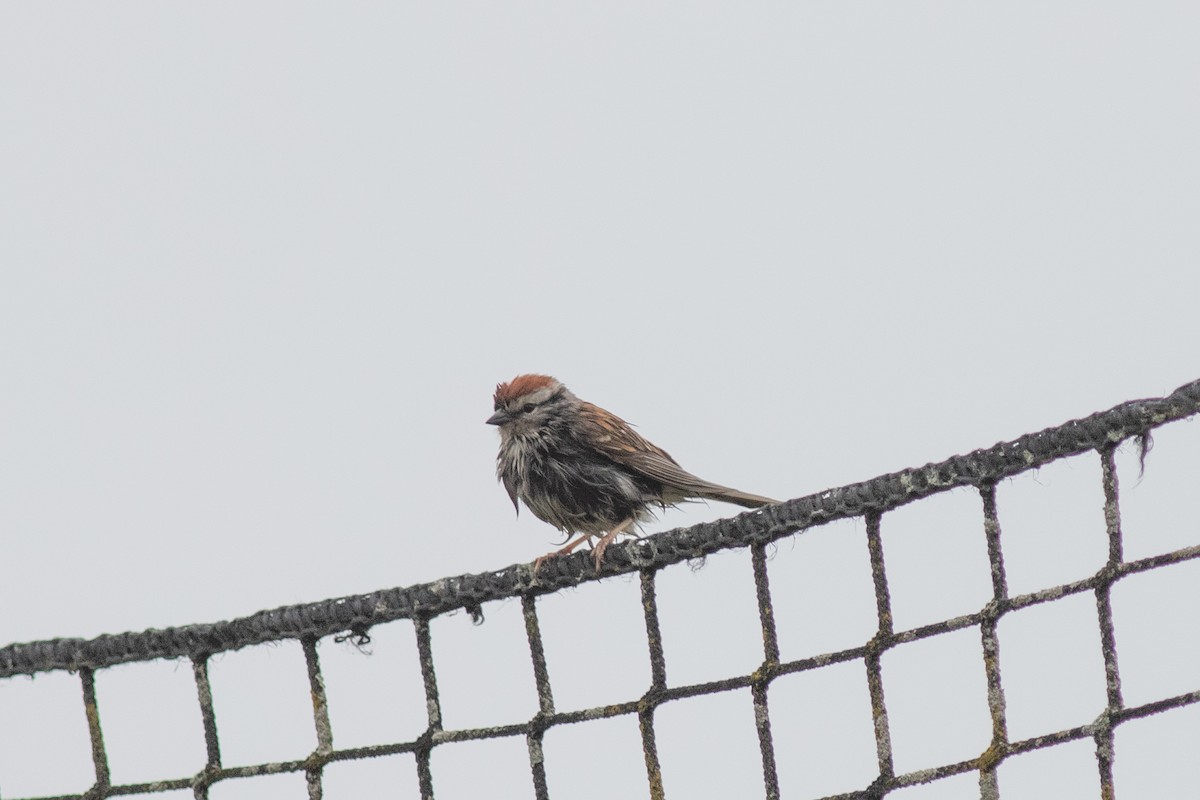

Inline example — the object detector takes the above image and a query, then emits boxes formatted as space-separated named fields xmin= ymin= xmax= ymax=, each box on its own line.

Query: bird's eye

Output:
xmin=523 ymin=403 xmax=536 ymax=414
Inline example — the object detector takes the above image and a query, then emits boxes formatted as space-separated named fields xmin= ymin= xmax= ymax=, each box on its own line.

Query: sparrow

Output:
xmin=487 ymin=374 xmax=778 ymax=570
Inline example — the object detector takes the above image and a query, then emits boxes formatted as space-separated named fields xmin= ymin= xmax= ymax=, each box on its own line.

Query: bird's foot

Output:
xmin=591 ymin=518 xmax=636 ymax=572
xmin=532 ymin=534 xmax=593 ymax=575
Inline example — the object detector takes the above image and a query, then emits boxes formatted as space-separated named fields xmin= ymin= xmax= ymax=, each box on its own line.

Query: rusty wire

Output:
xmin=1 ymin=377 xmax=1198 ymax=800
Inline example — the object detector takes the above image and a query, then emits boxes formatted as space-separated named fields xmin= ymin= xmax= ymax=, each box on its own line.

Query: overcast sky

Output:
xmin=1 ymin=3 xmax=1198 ymax=799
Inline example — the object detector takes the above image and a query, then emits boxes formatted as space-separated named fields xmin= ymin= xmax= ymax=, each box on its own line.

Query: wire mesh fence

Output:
xmin=2 ymin=378 xmax=1198 ymax=799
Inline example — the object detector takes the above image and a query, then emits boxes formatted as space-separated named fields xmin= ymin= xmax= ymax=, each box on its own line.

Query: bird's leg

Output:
xmin=592 ymin=518 xmax=636 ymax=571
xmin=533 ymin=533 xmax=594 ymax=574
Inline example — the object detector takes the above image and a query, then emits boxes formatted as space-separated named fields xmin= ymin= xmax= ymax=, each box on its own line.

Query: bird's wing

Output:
xmin=577 ymin=402 xmax=778 ymax=508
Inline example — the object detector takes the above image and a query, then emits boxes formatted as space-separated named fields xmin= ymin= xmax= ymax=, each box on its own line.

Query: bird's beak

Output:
xmin=486 ymin=409 xmax=512 ymax=426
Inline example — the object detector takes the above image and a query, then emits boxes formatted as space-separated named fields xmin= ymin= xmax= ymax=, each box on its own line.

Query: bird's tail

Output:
xmin=694 ymin=486 xmax=780 ymax=509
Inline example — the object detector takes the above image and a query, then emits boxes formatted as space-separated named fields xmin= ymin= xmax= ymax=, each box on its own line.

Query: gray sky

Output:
xmin=1 ymin=3 xmax=1198 ymax=798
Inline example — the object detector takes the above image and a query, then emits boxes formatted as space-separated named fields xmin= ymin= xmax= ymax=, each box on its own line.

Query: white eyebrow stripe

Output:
xmin=515 ymin=386 xmax=558 ymax=407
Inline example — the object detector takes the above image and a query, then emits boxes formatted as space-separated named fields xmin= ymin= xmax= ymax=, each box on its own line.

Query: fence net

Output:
xmin=2 ymin=378 xmax=1199 ymax=800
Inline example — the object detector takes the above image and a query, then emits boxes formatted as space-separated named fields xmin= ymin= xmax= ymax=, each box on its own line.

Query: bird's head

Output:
xmin=487 ymin=374 xmax=572 ymax=436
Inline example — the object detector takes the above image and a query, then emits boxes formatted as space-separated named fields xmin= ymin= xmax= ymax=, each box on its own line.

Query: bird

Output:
xmin=487 ymin=374 xmax=779 ymax=571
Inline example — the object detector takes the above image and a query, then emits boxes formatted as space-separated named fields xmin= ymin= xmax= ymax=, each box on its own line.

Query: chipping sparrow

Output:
xmin=487 ymin=374 xmax=779 ymax=571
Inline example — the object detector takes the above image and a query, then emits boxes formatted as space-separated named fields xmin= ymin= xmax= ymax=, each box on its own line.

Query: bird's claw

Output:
xmin=531 ymin=533 xmax=594 ymax=576
xmin=592 ymin=540 xmax=610 ymax=572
